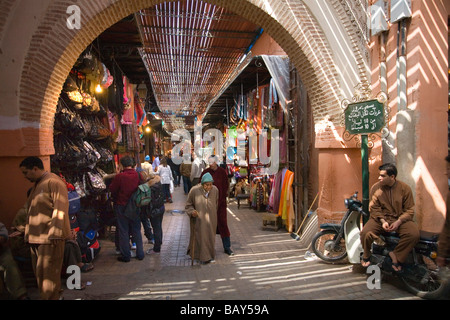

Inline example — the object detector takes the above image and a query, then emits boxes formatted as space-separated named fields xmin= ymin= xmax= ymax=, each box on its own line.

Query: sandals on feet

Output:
xmin=392 ymin=262 xmax=402 ymax=272
xmin=388 ymin=251 xmax=402 ymax=272
xmin=361 ymin=257 xmax=371 ymax=267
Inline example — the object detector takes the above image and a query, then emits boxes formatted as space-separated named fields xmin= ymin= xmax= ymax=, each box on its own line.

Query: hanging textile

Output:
xmin=121 ymin=77 xmax=134 ymax=123
xmin=269 ymin=168 xmax=286 ymax=214
xmin=278 ymin=169 xmax=294 ymax=231
xmin=268 ymin=78 xmax=278 ymax=107
xmin=248 ymin=125 xmax=258 ymax=164
xmin=134 ymin=91 xmax=146 ymax=126
xmin=108 ymin=63 xmax=124 ymax=116
xmin=279 ymin=129 xmax=287 ymax=164
xmin=261 ymin=55 xmax=290 ymax=112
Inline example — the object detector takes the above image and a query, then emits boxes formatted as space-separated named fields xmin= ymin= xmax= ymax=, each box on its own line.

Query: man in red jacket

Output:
xmin=109 ymin=156 xmax=144 ymax=262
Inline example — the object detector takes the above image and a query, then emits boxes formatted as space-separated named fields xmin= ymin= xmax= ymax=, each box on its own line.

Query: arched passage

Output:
xmin=11 ymin=0 xmax=365 ymax=153
xmin=0 ymin=0 xmax=368 ymax=227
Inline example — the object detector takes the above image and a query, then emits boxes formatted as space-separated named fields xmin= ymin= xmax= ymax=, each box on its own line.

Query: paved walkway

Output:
xmin=28 ymin=184 xmax=423 ymax=301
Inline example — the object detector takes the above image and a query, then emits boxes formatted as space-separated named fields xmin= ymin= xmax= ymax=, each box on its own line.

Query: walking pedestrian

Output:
xmin=200 ymin=155 xmax=233 ymax=255
xmin=141 ymin=155 xmax=153 ymax=176
xmin=135 ymin=164 xmax=154 ymax=245
xmin=19 ymin=156 xmax=71 ymax=299
xmin=180 ymin=155 xmax=193 ymax=194
xmin=167 ymin=152 xmax=181 ymax=187
xmin=144 ymin=171 xmax=165 ymax=254
xmin=109 ymin=155 xmax=144 ymax=262
xmin=190 ymin=153 xmax=205 ymax=186
xmin=157 ymin=157 xmax=174 ymax=203
xmin=152 ymin=153 xmax=161 ymax=172
xmin=185 ymin=173 xmax=219 ymax=264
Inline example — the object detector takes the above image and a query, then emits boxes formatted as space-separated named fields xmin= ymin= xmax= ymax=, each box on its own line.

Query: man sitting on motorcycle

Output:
xmin=360 ymin=163 xmax=420 ymax=271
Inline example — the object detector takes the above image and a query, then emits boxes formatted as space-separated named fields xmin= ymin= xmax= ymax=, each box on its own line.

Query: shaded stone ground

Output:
xmin=27 ymin=185 xmax=425 ymax=302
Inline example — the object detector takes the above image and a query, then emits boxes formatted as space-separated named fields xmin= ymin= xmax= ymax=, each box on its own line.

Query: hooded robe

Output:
xmin=185 ymin=184 xmax=219 ymax=262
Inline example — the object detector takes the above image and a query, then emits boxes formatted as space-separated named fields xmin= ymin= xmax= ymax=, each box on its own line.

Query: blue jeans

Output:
xmin=172 ymin=170 xmax=181 ymax=186
xmin=182 ymin=176 xmax=192 ymax=194
xmin=162 ymin=184 xmax=171 ymax=201
xmin=114 ymin=204 xmax=144 ymax=261
xmin=146 ymin=206 xmax=164 ymax=252
xmin=133 ymin=213 xmax=154 ymax=242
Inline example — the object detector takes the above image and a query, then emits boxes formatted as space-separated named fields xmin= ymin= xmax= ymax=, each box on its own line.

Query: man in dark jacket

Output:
xmin=200 ymin=155 xmax=233 ymax=255
xmin=144 ymin=172 xmax=165 ymax=254
xmin=167 ymin=152 xmax=181 ymax=187
xmin=109 ymin=156 xmax=144 ymax=262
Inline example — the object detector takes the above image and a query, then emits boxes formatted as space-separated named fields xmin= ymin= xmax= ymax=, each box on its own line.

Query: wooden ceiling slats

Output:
xmin=136 ymin=0 xmax=259 ymax=130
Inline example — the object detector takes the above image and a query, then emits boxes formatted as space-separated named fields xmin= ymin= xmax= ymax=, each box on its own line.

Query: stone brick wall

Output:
xmin=0 ymin=0 xmax=365 ymax=156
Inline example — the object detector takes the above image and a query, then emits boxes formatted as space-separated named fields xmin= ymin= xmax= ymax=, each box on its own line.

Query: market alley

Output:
xmin=26 ymin=185 xmax=422 ymax=301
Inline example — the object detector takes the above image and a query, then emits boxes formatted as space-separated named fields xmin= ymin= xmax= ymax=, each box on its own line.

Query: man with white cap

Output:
xmin=200 ymin=155 xmax=233 ymax=255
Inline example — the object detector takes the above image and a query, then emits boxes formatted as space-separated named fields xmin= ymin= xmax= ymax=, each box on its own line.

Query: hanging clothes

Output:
xmin=269 ymin=168 xmax=286 ymax=214
xmin=268 ymin=78 xmax=278 ymax=107
xmin=134 ymin=91 xmax=146 ymax=126
xmin=121 ymin=77 xmax=134 ymax=124
xmin=278 ymin=169 xmax=294 ymax=232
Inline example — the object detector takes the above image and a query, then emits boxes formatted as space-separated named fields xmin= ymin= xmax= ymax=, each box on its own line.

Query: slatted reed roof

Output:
xmin=135 ymin=0 xmax=261 ymax=131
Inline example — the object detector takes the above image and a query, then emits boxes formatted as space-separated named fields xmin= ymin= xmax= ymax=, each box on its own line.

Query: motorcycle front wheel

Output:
xmin=400 ymin=255 xmax=450 ymax=299
xmin=311 ymin=229 xmax=347 ymax=262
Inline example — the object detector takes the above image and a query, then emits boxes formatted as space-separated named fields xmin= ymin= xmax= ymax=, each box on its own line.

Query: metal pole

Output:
xmin=361 ymin=134 xmax=369 ymax=224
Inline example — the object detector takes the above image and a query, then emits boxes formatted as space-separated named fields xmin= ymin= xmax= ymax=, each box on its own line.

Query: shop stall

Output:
xmin=223 ymin=55 xmax=296 ymax=232
xmin=51 ymin=48 xmax=148 ymax=262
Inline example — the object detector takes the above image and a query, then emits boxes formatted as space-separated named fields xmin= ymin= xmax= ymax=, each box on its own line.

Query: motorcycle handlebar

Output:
xmin=345 ymin=192 xmax=369 ymax=217
xmin=355 ymin=206 xmax=369 ymax=217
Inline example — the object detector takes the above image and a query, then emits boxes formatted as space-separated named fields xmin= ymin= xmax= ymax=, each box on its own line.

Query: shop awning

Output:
xmin=260 ymin=55 xmax=290 ymax=112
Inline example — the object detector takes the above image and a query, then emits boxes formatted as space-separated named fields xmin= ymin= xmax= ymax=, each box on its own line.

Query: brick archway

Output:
xmin=0 ymin=0 xmax=371 ymax=228
xmin=14 ymin=0 xmax=355 ymax=155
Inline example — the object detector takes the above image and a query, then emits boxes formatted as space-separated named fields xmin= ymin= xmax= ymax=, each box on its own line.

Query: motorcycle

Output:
xmin=311 ymin=191 xmax=450 ymax=299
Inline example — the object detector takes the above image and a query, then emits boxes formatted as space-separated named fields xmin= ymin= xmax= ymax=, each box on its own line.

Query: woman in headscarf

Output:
xmin=185 ymin=173 xmax=219 ymax=264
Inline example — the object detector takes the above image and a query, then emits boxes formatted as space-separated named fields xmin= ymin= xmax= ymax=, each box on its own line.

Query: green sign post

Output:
xmin=344 ymin=99 xmax=385 ymax=223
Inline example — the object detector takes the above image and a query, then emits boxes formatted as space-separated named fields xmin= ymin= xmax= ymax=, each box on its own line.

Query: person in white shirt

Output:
xmin=190 ymin=154 xmax=206 ymax=186
xmin=156 ymin=157 xmax=173 ymax=203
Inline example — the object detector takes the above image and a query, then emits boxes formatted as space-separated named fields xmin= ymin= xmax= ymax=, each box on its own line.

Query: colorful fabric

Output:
xmin=278 ymin=169 xmax=294 ymax=232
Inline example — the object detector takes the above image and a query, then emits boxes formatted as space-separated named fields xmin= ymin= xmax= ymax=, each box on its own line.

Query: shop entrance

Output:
xmin=53 ymin=2 xmax=314 ymax=249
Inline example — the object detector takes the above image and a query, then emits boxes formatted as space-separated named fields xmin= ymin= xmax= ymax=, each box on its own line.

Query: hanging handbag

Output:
xmin=63 ymin=73 xmax=79 ymax=92
xmin=85 ymin=171 xmax=106 ymax=194
xmin=78 ymin=51 xmax=96 ymax=75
